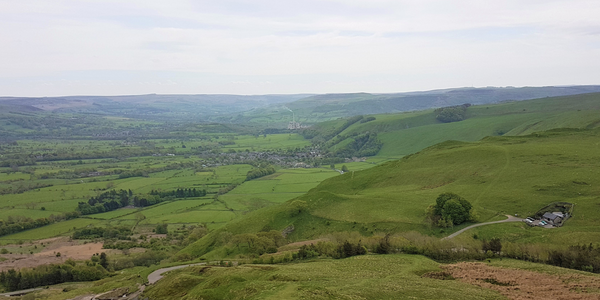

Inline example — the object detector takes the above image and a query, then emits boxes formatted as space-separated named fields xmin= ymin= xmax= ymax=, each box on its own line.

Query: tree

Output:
xmin=428 ymin=192 xmax=473 ymax=227
xmin=483 ymin=238 xmax=502 ymax=254
xmin=99 ymin=252 xmax=108 ymax=269
xmin=341 ymin=165 xmax=349 ymax=173
xmin=155 ymin=223 xmax=168 ymax=234
xmin=290 ymin=200 xmax=308 ymax=216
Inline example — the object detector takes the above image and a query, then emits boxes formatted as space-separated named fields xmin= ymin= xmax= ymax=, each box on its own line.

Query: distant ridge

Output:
xmin=2 ymin=85 xmax=600 ymax=123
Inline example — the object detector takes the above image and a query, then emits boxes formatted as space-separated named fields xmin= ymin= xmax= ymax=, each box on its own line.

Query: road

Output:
xmin=147 ymin=263 xmax=206 ymax=284
xmin=0 ymin=288 xmax=43 ymax=297
xmin=442 ymin=215 xmax=524 ymax=240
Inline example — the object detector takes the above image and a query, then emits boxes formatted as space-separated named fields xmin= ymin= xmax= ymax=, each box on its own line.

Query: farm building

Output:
xmin=542 ymin=212 xmax=563 ymax=226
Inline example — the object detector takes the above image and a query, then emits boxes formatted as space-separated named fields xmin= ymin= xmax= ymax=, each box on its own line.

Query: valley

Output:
xmin=0 ymin=90 xmax=600 ymax=299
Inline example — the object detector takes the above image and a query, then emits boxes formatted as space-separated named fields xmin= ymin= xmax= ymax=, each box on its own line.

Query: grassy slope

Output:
xmin=183 ymin=128 xmax=600 ymax=257
xmin=299 ymin=128 xmax=600 ymax=242
xmin=325 ymin=92 xmax=600 ymax=158
xmin=144 ymin=255 xmax=505 ymax=300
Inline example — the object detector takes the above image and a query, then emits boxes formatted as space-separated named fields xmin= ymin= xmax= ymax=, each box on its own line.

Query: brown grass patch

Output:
xmin=443 ymin=262 xmax=600 ymax=300
xmin=0 ymin=238 xmax=105 ymax=271
xmin=422 ymin=271 xmax=455 ymax=280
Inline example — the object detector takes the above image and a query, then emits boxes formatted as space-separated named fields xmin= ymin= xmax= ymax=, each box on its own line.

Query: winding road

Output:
xmin=442 ymin=215 xmax=524 ymax=240
xmin=147 ymin=263 xmax=206 ymax=284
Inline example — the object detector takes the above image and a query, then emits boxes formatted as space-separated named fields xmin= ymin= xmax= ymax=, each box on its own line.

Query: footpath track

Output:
xmin=147 ymin=263 xmax=206 ymax=284
xmin=442 ymin=215 xmax=524 ymax=240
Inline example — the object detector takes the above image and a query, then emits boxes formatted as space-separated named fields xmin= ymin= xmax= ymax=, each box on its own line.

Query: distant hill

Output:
xmin=0 ymin=94 xmax=312 ymax=121
xmin=2 ymin=86 xmax=600 ymax=125
xmin=304 ymin=92 xmax=600 ymax=159
xmin=224 ymin=85 xmax=600 ymax=126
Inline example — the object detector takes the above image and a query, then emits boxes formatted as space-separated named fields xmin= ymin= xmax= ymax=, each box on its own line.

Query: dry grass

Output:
xmin=443 ymin=262 xmax=600 ymax=300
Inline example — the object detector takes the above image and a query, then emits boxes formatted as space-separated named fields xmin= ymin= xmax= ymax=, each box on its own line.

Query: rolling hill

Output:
xmin=224 ymin=85 xmax=600 ymax=126
xmin=181 ymin=126 xmax=600 ymax=258
xmin=306 ymin=92 xmax=600 ymax=159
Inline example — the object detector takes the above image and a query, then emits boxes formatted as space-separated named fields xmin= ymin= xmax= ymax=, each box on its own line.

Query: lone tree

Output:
xmin=427 ymin=192 xmax=474 ymax=227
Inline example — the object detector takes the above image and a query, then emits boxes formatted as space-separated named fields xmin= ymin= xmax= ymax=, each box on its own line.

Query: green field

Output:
xmin=0 ymin=218 xmax=101 ymax=244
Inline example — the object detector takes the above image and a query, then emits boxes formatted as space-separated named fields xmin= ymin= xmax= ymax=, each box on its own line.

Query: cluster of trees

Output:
xmin=246 ymin=166 xmax=276 ymax=181
xmin=77 ymin=189 xmax=172 ymax=215
xmin=0 ymin=260 xmax=108 ymax=292
xmin=360 ymin=116 xmax=376 ymax=123
xmin=131 ymin=195 xmax=164 ymax=208
xmin=482 ymin=238 xmax=503 ymax=254
xmin=547 ymin=244 xmax=600 ymax=273
xmin=72 ymin=226 xmax=132 ymax=240
xmin=229 ymin=231 xmax=287 ymax=255
xmin=77 ymin=189 xmax=132 ymax=215
xmin=367 ymin=232 xmax=600 ymax=275
xmin=150 ymin=188 xmax=207 ymax=199
xmin=302 ymin=115 xmax=365 ymax=142
xmin=334 ymin=132 xmax=383 ymax=157
xmin=155 ymin=223 xmax=168 ymax=234
xmin=108 ymin=250 xmax=167 ymax=271
xmin=118 ymin=170 xmax=148 ymax=179
xmin=103 ymin=238 xmax=168 ymax=251
xmin=434 ymin=104 xmax=471 ymax=123
xmin=0 ymin=213 xmax=78 ymax=238
xmin=0 ymin=158 xmax=37 ymax=168
xmin=426 ymin=192 xmax=475 ymax=227
xmin=296 ymin=240 xmax=367 ymax=260
xmin=0 ymin=182 xmax=53 ymax=195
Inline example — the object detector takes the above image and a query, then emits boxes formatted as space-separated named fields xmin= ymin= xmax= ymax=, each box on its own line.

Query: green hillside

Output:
xmin=144 ymin=255 xmax=504 ymax=300
xmin=308 ymin=92 xmax=600 ymax=159
xmin=183 ymin=127 xmax=600 ymax=257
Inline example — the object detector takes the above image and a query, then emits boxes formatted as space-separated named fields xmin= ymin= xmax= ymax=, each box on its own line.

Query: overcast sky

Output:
xmin=0 ymin=0 xmax=599 ymax=96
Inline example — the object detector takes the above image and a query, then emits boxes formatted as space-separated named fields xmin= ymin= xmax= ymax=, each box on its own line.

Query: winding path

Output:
xmin=147 ymin=263 xmax=206 ymax=284
xmin=442 ymin=215 xmax=524 ymax=240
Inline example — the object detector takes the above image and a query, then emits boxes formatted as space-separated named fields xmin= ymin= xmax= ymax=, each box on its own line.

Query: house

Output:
xmin=542 ymin=212 xmax=563 ymax=226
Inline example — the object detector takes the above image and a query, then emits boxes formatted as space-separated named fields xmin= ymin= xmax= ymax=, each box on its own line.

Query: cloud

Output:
xmin=0 ymin=0 xmax=599 ymax=96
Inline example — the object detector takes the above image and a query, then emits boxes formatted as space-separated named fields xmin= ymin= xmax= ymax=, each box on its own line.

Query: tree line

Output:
xmin=150 ymin=188 xmax=207 ymax=198
xmin=0 ymin=260 xmax=108 ymax=292
xmin=77 ymin=187 xmax=204 ymax=215
xmin=246 ymin=166 xmax=276 ymax=181
xmin=0 ymin=213 xmax=79 ymax=238
xmin=72 ymin=226 xmax=132 ymax=240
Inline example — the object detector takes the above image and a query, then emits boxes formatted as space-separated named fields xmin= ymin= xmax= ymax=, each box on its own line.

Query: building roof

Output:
xmin=543 ymin=212 xmax=561 ymax=220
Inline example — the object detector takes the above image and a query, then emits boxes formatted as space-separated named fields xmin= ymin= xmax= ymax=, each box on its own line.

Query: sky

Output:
xmin=0 ymin=0 xmax=599 ymax=96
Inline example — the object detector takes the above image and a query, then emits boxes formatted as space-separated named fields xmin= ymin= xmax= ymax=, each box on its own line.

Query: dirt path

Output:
xmin=442 ymin=215 xmax=524 ymax=240
xmin=0 ymin=288 xmax=43 ymax=297
xmin=147 ymin=263 xmax=206 ymax=284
